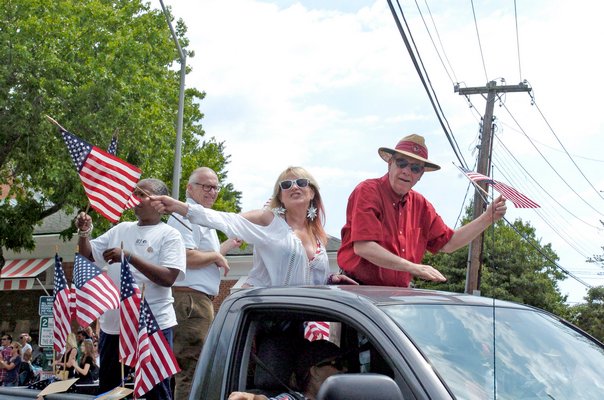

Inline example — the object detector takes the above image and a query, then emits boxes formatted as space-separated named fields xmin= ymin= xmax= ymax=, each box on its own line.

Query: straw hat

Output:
xmin=378 ymin=134 xmax=440 ymax=171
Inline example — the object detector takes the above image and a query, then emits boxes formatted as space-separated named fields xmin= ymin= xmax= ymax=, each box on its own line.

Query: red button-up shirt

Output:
xmin=338 ymin=174 xmax=454 ymax=287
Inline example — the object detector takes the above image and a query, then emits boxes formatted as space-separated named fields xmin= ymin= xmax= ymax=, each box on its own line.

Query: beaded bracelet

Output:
xmin=78 ymin=223 xmax=94 ymax=238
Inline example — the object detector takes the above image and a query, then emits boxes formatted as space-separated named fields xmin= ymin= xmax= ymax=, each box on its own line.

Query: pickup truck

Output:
xmin=192 ymin=285 xmax=604 ymax=399
xmin=2 ymin=285 xmax=604 ymax=399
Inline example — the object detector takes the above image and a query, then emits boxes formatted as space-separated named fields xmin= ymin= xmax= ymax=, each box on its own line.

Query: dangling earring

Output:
xmin=273 ymin=205 xmax=286 ymax=216
xmin=306 ymin=200 xmax=317 ymax=221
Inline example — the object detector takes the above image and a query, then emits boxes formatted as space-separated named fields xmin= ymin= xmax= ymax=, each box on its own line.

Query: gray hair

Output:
xmin=138 ymin=178 xmax=169 ymax=196
xmin=188 ymin=167 xmax=218 ymax=184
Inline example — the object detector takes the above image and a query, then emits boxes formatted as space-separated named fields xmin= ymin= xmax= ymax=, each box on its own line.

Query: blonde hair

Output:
xmin=66 ymin=332 xmax=78 ymax=350
xmin=269 ymin=166 xmax=327 ymax=245
xmin=22 ymin=349 xmax=32 ymax=362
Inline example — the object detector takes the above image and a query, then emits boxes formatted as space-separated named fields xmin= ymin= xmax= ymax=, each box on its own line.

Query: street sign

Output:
xmin=39 ymin=296 xmax=54 ymax=316
xmin=39 ymin=316 xmax=54 ymax=347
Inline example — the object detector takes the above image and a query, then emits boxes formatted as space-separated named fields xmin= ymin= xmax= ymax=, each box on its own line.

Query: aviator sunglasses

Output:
xmin=279 ymin=178 xmax=310 ymax=190
xmin=393 ymin=158 xmax=424 ymax=174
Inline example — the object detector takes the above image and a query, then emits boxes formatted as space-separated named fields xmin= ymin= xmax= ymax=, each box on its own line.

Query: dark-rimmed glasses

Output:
xmin=279 ymin=178 xmax=310 ymax=190
xmin=315 ymin=357 xmax=346 ymax=370
xmin=393 ymin=158 xmax=424 ymax=174
xmin=192 ymin=182 xmax=221 ymax=193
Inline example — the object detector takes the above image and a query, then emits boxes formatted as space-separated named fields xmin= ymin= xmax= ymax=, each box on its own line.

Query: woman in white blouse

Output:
xmin=152 ymin=166 xmax=356 ymax=287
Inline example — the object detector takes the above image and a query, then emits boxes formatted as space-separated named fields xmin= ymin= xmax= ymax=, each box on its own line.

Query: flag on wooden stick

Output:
xmin=72 ymin=253 xmax=120 ymax=328
xmin=134 ymin=299 xmax=180 ymax=398
xmin=52 ymin=254 xmax=72 ymax=354
xmin=459 ymin=166 xmax=540 ymax=208
xmin=60 ymin=129 xmax=141 ymax=222
xmin=119 ymin=255 xmax=141 ymax=367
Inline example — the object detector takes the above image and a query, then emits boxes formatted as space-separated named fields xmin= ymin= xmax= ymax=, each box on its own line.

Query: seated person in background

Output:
xmin=18 ymin=333 xmax=32 ymax=357
xmin=73 ymin=339 xmax=97 ymax=384
xmin=228 ymin=340 xmax=347 ymax=400
xmin=0 ymin=342 xmax=22 ymax=386
xmin=53 ymin=332 xmax=78 ymax=379
xmin=18 ymin=349 xmax=34 ymax=386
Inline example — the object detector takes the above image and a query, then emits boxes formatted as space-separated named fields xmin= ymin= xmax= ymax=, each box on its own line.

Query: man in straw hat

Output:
xmin=337 ymin=134 xmax=507 ymax=286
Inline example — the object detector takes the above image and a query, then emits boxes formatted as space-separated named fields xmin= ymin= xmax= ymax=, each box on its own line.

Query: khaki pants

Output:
xmin=173 ymin=290 xmax=214 ymax=400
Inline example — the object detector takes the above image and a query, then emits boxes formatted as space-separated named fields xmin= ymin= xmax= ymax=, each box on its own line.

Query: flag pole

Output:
xmin=454 ymin=163 xmax=492 ymax=201
xmin=120 ymin=241 xmax=125 ymax=388
xmin=45 ymin=115 xmax=68 ymax=132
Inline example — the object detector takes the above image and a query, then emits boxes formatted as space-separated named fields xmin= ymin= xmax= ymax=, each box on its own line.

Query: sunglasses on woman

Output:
xmin=279 ymin=178 xmax=310 ymax=190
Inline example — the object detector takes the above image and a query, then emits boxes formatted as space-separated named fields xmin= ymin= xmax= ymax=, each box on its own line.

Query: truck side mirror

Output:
xmin=317 ymin=373 xmax=404 ymax=400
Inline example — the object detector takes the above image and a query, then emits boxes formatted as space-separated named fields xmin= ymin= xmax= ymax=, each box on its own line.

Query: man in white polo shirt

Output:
xmin=169 ymin=167 xmax=241 ymax=400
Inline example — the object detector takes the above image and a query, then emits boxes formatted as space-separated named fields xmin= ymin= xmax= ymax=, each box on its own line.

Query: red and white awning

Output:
xmin=2 ymin=278 xmax=35 ymax=290
xmin=1 ymin=258 xmax=53 ymax=278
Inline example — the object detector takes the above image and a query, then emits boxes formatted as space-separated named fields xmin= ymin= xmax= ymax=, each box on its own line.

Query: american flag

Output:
xmin=107 ymin=134 xmax=118 ymax=155
xmin=304 ymin=321 xmax=330 ymax=341
xmin=119 ymin=255 xmax=141 ymax=367
xmin=134 ymin=299 xmax=180 ymax=398
xmin=52 ymin=254 xmax=72 ymax=353
xmin=72 ymin=253 xmax=120 ymax=328
xmin=106 ymin=134 xmax=140 ymax=210
xmin=459 ymin=166 xmax=540 ymax=208
xmin=61 ymin=129 xmax=142 ymax=222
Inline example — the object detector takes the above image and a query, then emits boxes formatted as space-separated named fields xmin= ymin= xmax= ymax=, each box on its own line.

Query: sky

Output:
xmin=162 ymin=0 xmax=604 ymax=303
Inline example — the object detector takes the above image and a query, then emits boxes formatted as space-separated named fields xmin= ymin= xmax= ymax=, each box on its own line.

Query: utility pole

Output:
xmin=159 ymin=0 xmax=186 ymax=200
xmin=455 ymin=80 xmax=531 ymax=295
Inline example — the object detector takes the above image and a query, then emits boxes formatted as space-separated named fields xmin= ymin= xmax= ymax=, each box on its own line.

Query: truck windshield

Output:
xmin=383 ymin=304 xmax=604 ymax=400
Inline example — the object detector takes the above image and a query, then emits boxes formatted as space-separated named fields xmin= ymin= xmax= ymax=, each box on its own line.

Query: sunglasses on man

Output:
xmin=315 ymin=357 xmax=346 ymax=371
xmin=393 ymin=158 xmax=424 ymax=174
xmin=279 ymin=178 xmax=310 ymax=190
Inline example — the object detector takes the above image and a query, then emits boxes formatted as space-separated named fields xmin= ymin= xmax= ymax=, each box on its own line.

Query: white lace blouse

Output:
xmin=185 ymin=205 xmax=330 ymax=287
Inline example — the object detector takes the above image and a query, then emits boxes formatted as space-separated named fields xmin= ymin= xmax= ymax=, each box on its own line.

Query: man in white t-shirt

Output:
xmin=76 ymin=178 xmax=186 ymax=399
xmin=169 ymin=167 xmax=241 ymax=400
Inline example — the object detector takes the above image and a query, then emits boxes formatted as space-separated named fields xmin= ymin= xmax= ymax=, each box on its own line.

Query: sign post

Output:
xmin=39 ymin=296 xmax=54 ymax=348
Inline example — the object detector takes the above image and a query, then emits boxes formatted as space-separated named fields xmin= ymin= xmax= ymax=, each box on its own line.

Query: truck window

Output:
xmin=229 ymin=310 xmax=394 ymax=397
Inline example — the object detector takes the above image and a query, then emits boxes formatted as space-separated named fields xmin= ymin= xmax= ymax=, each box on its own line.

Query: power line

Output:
xmin=513 ymin=0 xmax=523 ymax=81
xmin=498 ymin=96 xmax=604 ymax=218
xmin=414 ymin=0 xmax=457 ymax=85
xmin=470 ymin=0 xmax=489 ymax=83
xmin=387 ymin=0 xmax=468 ymax=168
xmin=529 ymin=93 xmax=604 ymax=203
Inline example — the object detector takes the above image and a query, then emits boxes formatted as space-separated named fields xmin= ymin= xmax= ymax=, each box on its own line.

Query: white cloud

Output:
xmin=165 ymin=0 xmax=604 ymax=303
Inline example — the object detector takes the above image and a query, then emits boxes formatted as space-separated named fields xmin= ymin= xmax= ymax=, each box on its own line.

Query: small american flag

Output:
xmin=52 ymin=254 xmax=72 ymax=354
xmin=61 ymin=130 xmax=142 ymax=222
xmin=134 ymin=299 xmax=180 ymax=398
xmin=459 ymin=166 xmax=540 ymax=208
xmin=72 ymin=253 xmax=120 ymax=328
xmin=119 ymin=255 xmax=141 ymax=367
xmin=304 ymin=321 xmax=330 ymax=341
xmin=106 ymin=134 xmax=140 ymax=210
xmin=107 ymin=135 xmax=118 ymax=155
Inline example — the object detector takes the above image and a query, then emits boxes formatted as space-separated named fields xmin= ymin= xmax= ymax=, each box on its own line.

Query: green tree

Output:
xmin=567 ymin=286 xmax=604 ymax=343
xmin=0 ymin=0 xmax=240 ymax=263
xmin=418 ymin=212 xmax=568 ymax=316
